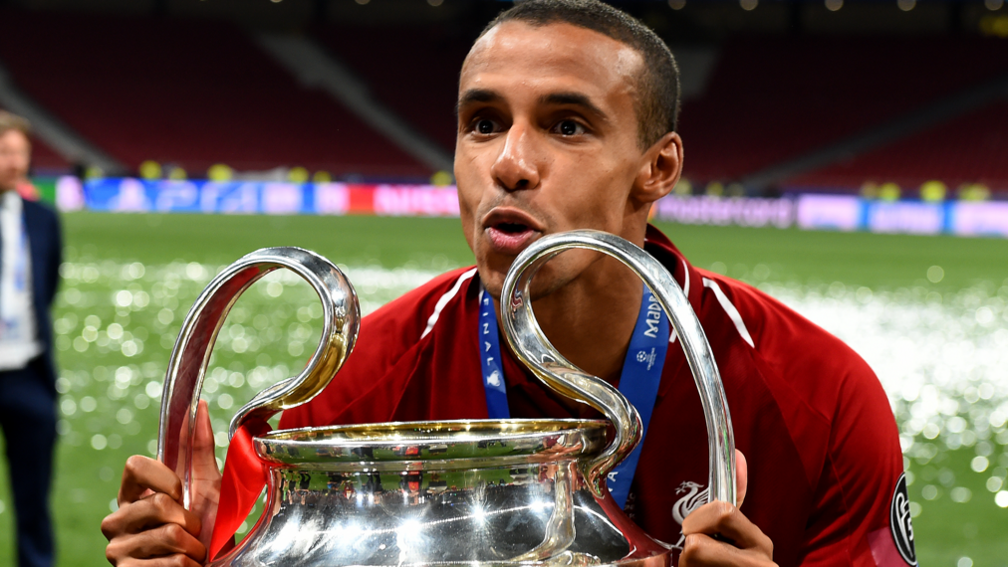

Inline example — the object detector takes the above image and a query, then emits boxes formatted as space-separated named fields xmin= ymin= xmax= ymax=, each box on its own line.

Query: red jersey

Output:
xmin=281 ymin=226 xmax=915 ymax=567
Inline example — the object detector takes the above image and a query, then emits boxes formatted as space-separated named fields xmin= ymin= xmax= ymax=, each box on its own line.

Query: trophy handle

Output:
xmin=156 ymin=247 xmax=360 ymax=509
xmin=500 ymin=230 xmax=735 ymax=506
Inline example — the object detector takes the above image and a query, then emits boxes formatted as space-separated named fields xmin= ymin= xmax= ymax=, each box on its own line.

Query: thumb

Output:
xmin=735 ymin=449 xmax=748 ymax=507
xmin=192 ymin=400 xmax=221 ymax=478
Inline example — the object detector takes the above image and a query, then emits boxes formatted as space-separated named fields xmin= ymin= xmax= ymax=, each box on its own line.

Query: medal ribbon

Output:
xmin=478 ymin=283 xmax=668 ymax=509
xmin=478 ymin=288 xmax=511 ymax=418
xmin=208 ymin=418 xmax=272 ymax=561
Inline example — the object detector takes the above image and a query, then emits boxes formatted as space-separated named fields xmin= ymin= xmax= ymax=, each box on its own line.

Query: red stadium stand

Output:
xmin=785 ymin=99 xmax=1008 ymax=192
xmin=313 ymin=23 xmax=472 ymax=153
xmin=678 ymin=36 xmax=1008 ymax=184
xmin=28 ymin=138 xmax=71 ymax=172
xmin=0 ymin=10 xmax=430 ymax=178
xmin=2 ymin=8 xmax=1005 ymax=190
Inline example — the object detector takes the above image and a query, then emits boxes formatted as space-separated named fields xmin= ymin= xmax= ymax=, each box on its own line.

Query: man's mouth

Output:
xmin=483 ymin=209 xmax=542 ymax=255
xmin=495 ymin=221 xmax=528 ymax=235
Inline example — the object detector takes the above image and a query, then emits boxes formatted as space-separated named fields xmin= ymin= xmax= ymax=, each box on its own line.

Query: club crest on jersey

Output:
xmin=889 ymin=473 xmax=917 ymax=565
xmin=670 ymin=481 xmax=708 ymax=549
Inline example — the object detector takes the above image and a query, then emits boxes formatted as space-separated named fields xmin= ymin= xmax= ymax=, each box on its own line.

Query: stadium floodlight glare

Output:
xmin=825 ymin=0 xmax=843 ymax=11
xmin=740 ymin=0 xmax=758 ymax=10
xmin=897 ymin=0 xmax=916 ymax=11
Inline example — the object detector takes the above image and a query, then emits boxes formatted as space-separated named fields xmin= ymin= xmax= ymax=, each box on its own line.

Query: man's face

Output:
xmin=455 ymin=21 xmax=652 ymax=299
xmin=0 ymin=129 xmax=31 ymax=192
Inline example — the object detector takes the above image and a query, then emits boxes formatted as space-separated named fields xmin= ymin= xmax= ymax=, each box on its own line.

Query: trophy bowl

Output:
xmin=227 ymin=418 xmax=665 ymax=567
xmin=157 ymin=231 xmax=734 ymax=567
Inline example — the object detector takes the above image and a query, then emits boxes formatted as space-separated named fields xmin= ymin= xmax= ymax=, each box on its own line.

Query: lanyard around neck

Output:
xmin=478 ymin=288 xmax=511 ymax=419
xmin=477 ymin=282 xmax=669 ymax=509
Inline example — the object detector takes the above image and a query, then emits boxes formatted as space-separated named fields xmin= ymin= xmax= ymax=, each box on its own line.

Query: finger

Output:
xmin=681 ymin=501 xmax=772 ymax=553
xmin=192 ymin=400 xmax=221 ymax=479
xmin=104 ymin=523 xmax=206 ymax=565
xmin=735 ymin=449 xmax=748 ymax=507
xmin=102 ymin=493 xmax=203 ymax=540
xmin=680 ymin=532 xmax=773 ymax=567
xmin=119 ymin=455 xmax=184 ymax=505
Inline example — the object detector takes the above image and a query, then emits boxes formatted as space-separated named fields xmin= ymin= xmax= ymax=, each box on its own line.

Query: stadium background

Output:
xmin=0 ymin=0 xmax=1006 ymax=565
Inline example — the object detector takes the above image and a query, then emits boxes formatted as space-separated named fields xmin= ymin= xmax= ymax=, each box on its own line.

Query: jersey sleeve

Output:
xmin=703 ymin=273 xmax=915 ymax=567
xmin=799 ymin=358 xmax=915 ymax=567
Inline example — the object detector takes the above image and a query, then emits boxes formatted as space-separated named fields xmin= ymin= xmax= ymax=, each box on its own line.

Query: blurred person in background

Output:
xmin=0 ymin=110 xmax=63 ymax=567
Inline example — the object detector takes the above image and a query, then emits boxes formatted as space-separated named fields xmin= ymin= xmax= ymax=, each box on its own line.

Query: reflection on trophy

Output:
xmin=157 ymin=230 xmax=735 ymax=567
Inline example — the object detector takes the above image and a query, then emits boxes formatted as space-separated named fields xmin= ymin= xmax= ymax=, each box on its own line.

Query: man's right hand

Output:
xmin=102 ymin=400 xmax=222 ymax=566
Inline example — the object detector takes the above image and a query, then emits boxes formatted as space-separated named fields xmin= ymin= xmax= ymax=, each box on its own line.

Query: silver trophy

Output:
xmin=157 ymin=231 xmax=734 ymax=566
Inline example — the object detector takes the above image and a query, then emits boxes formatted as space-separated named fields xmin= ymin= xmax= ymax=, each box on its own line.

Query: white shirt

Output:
xmin=0 ymin=190 xmax=42 ymax=369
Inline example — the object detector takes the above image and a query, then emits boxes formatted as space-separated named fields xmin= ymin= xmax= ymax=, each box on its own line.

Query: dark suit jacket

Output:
xmin=19 ymin=197 xmax=62 ymax=394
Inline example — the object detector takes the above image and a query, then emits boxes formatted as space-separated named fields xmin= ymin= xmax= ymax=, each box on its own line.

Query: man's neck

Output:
xmin=507 ymin=254 xmax=645 ymax=385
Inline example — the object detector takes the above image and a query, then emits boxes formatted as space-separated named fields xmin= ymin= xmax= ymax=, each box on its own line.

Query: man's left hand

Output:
xmin=679 ymin=450 xmax=776 ymax=567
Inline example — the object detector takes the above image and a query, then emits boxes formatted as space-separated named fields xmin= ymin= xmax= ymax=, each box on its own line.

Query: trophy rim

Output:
xmin=253 ymin=418 xmax=610 ymax=470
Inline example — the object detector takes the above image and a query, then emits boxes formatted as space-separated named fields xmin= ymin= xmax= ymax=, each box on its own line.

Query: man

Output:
xmin=102 ymin=2 xmax=913 ymax=566
xmin=0 ymin=111 xmax=63 ymax=567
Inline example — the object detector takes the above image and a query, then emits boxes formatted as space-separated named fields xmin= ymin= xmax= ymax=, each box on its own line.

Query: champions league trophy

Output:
xmin=157 ymin=231 xmax=735 ymax=567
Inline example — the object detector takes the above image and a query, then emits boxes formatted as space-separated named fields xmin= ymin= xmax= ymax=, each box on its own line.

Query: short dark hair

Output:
xmin=481 ymin=0 xmax=680 ymax=148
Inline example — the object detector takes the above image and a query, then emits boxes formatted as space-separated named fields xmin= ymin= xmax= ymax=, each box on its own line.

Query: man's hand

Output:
xmin=680 ymin=451 xmax=776 ymax=567
xmin=102 ymin=401 xmax=222 ymax=566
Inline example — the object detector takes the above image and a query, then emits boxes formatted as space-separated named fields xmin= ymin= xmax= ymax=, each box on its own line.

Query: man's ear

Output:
xmin=632 ymin=132 xmax=683 ymax=205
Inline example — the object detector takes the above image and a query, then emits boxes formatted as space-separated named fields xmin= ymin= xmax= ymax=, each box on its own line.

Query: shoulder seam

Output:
xmin=419 ymin=267 xmax=478 ymax=339
xmin=702 ymin=277 xmax=755 ymax=348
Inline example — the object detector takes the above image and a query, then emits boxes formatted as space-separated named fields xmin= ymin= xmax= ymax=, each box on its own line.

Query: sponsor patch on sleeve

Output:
xmin=868 ymin=472 xmax=917 ymax=566
xmin=888 ymin=472 xmax=917 ymax=565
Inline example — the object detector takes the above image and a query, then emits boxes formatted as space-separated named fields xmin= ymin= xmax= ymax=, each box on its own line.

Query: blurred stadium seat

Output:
xmin=0 ymin=10 xmax=431 ymax=179
xmin=678 ymin=36 xmax=1008 ymax=188
xmin=0 ymin=3 xmax=1004 ymax=194
xmin=787 ymin=99 xmax=1008 ymax=192
xmin=26 ymin=140 xmax=70 ymax=172
xmin=312 ymin=23 xmax=472 ymax=154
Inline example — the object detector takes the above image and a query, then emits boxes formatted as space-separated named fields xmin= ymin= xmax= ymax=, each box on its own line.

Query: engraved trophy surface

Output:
xmin=156 ymin=232 xmax=735 ymax=567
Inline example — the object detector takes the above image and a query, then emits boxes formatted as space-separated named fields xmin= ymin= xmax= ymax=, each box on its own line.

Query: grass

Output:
xmin=0 ymin=212 xmax=1005 ymax=566
xmin=63 ymin=213 xmax=1008 ymax=289
xmin=63 ymin=213 xmax=476 ymax=269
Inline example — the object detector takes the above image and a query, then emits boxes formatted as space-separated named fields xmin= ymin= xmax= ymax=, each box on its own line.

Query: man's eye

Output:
xmin=475 ymin=119 xmax=496 ymax=134
xmin=554 ymin=120 xmax=584 ymax=136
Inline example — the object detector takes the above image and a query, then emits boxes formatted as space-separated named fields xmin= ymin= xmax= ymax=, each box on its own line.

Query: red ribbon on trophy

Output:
xmin=209 ymin=418 xmax=272 ymax=561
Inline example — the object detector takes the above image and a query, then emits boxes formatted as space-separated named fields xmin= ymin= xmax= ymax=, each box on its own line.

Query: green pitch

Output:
xmin=63 ymin=212 xmax=1004 ymax=290
xmin=0 ymin=212 xmax=1005 ymax=567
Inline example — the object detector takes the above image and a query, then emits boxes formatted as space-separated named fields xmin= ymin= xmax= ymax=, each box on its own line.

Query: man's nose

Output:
xmin=490 ymin=123 xmax=541 ymax=192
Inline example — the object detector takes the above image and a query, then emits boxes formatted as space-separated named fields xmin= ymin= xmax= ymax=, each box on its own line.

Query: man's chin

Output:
xmin=476 ymin=265 xmax=506 ymax=303
xmin=477 ymin=262 xmax=572 ymax=306
xmin=477 ymin=241 xmax=587 ymax=304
